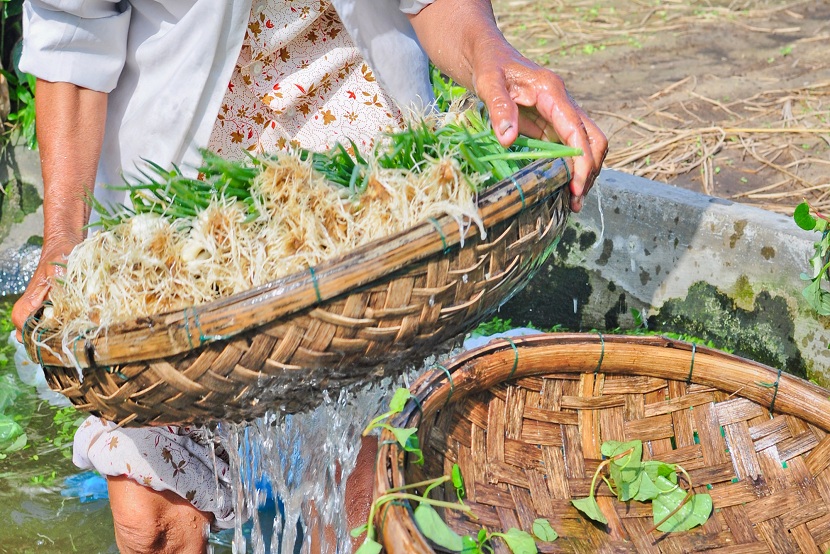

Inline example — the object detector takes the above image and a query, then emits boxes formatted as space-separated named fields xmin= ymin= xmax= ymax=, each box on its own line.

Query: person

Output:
xmin=11 ymin=0 xmax=607 ymax=552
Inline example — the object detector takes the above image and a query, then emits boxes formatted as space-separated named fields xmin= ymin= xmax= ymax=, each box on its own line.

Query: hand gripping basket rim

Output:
xmin=374 ymin=333 xmax=830 ymax=552
xmin=21 ymin=159 xmax=570 ymax=426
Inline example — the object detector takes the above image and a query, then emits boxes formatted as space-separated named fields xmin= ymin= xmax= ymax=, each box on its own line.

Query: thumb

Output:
xmin=12 ymin=280 xmax=51 ymax=342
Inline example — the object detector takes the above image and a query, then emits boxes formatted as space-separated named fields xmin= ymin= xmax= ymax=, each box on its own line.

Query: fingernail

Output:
xmin=573 ymin=195 xmax=583 ymax=211
xmin=497 ymin=119 xmax=512 ymax=136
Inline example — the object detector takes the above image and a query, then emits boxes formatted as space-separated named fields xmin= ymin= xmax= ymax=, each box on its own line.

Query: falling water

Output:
xmin=212 ymin=363 xmax=435 ymax=554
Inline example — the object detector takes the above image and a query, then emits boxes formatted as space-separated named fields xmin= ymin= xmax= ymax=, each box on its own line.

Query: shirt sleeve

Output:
xmin=19 ymin=0 xmax=132 ymax=93
xmin=399 ymin=0 xmax=436 ymax=15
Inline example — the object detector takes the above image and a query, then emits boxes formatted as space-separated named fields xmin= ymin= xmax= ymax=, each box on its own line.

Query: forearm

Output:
xmin=408 ymin=0 xmax=511 ymax=89
xmin=36 ymin=79 xmax=108 ymax=244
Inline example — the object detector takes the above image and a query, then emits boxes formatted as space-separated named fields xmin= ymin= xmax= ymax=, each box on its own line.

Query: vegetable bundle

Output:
xmin=43 ymin=81 xmax=580 ymax=345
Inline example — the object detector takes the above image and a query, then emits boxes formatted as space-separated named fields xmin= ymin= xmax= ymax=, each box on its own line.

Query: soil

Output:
xmin=492 ymin=0 xmax=830 ymax=214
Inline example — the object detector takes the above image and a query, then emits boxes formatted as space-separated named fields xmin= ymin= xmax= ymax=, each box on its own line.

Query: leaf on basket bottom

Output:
xmin=414 ymin=503 xmax=465 ymax=551
xmin=532 ymin=518 xmax=559 ymax=541
xmin=652 ymin=481 xmax=712 ymax=533
xmin=494 ymin=528 xmax=538 ymax=554
xmin=571 ymin=496 xmax=608 ymax=524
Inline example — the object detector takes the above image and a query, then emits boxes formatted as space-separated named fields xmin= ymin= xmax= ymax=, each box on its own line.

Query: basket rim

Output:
xmin=390 ymin=333 xmax=830 ymax=436
xmin=374 ymin=333 xmax=830 ymax=552
xmin=24 ymin=159 xmax=570 ymax=370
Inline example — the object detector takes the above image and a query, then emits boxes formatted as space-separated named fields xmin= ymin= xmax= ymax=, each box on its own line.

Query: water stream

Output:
xmin=213 ymin=366 xmax=431 ymax=554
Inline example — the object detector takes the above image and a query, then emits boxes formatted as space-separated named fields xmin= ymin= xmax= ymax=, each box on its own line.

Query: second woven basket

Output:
xmin=375 ymin=333 xmax=830 ymax=553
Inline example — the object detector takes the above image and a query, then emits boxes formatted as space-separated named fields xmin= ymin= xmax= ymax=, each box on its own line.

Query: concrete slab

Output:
xmin=499 ymin=169 xmax=830 ymax=384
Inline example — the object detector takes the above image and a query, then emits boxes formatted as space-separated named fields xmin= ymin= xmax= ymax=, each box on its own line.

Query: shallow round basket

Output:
xmin=375 ymin=333 xmax=830 ymax=553
xmin=22 ymin=159 xmax=570 ymax=427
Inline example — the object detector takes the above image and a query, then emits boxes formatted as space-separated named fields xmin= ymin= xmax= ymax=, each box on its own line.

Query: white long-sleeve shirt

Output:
xmin=20 ymin=0 xmax=434 ymax=210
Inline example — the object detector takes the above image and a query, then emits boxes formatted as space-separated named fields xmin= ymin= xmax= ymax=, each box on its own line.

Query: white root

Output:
xmin=47 ymin=151 xmax=485 ymax=348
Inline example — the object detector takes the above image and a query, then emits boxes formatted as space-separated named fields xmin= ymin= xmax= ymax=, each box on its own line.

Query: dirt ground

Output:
xmin=492 ymin=0 xmax=830 ymax=214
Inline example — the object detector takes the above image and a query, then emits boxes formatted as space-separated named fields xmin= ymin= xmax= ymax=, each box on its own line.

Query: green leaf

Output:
xmin=2 ymin=432 xmax=28 ymax=453
xmin=452 ymin=464 xmax=466 ymax=499
xmin=532 ymin=518 xmax=558 ymax=541
xmin=795 ymin=202 xmax=817 ymax=230
xmin=0 ymin=416 xmax=24 ymax=445
xmin=351 ymin=524 xmax=369 ymax=538
xmin=631 ymin=470 xmax=661 ymax=502
xmin=643 ymin=461 xmax=677 ymax=483
xmin=803 ymin=277 xmax=830 ymax=316
xmin=355 ymin=538 xmax=383 ymax=554
xmin=603 ymin=440 xmax=643 ymax=497
xmin=601 ymin=440 xmax=643 ymax=468
xmin=403 ymin=432 xmax=424 ymax=465
xmin=390 ymin=426 xmax=417 ymax=448
xmin=652 ymin=478 xmax=712 ymax=532
xmin=572 ymin=496 xmax=608 ymax=524
xmin=461 ymin=535 xmax=483 ymax=553
xmin=389 ymin=388 xmax=411 ymax=413
xmin=414 ymin=504 xmax=464 ymax=551
xmin=497 ymin=528 xmax=537 ymax=554
xmin=615 ymin=468 xmax=641 ymax=502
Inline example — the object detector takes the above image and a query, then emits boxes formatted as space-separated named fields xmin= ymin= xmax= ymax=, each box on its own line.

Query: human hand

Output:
xmin=471 ymin=43 xmax=607 ymax=212
xmin=11 ymin=238 xmax=76 ymax=342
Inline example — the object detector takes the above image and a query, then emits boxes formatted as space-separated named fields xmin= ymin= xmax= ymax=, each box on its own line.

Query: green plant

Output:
xmin=794 ymin=201 xmax=830 ymax=315
xmin=355 ymin=388 xmax=558 ymax=553
xmin=627 ymin=308 xmax=733 ymax=352
xmin=572 ymin=439 xmax=712 ymax=533
xmin=1 ymin=0 xmax=37 ymax=149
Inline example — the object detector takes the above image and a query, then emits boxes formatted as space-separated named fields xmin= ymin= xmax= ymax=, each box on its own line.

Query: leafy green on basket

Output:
xmin=571 ymin=439 xmax=712 ymax=533
xmin=355 ymin=390 xmax=558 ymax=553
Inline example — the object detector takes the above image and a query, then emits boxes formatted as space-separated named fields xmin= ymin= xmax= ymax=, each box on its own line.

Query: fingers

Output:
xmin=11 ymin=243 xmax=72 ymax=342
xmin=474 ymin=68 xmax=520 ymax=148
xmin=531 ymin=88 xmax=606 ymax=212
xmin=12 ymin=278 xmax=50 ymax=342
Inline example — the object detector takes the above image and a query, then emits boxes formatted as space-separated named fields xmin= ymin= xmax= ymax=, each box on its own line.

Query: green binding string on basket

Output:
xmin=502 ymin=337 xmax=520 ymax=380
xmin=594 ymin=331 xmax=605 ymax=374
xmin=434 ymin=363 xmax=454 ymax=409
xmin=182 ymin=305 xmax=210 ymax=345
xmin=409 ymin=393 xmax=424 ymax=420
xmin=428 ymin=217 xmax=451 ymax=255
xmin=183 ymin=306 xmax=196 ymax=350
xmin=309 ymin=266 xmax=323 ymax=303
xmin=34 ymin=325 xmax=47 ymax=370
xmin=686 ymin=343 xmax=697 ymax=385
xmin=378 ymin=499 xmax=407 ymax=539
xmin=71 ymin=334 xmax=85 ymax=370
xmin=769 ymin=367 xmax=783 ymax=415
xmin=509 ymin=175 xmax=526 ymax=211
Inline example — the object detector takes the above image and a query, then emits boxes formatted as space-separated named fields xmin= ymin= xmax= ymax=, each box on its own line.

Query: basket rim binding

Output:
xmin=375 ymin=333 xmax=830 ymax=551
xmin=23 ymin=158 xmax=571 ymax=371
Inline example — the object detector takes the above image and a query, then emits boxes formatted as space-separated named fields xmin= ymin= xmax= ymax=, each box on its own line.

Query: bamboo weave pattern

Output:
xmin=377 ymin=334 xmax=830 ymax=553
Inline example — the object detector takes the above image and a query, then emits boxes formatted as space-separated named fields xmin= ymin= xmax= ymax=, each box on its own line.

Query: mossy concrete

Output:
xmin=501 ymin=169 xmax=830 ymax=385
xmin=0 ymin=142 xmax=44 ymax=295
xmin=0 ymin=142 xmax=43 ymax=237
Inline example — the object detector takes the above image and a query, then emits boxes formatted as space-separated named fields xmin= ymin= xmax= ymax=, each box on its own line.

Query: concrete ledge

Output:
xmin=500 ymin=169 xmax=830 ymax=383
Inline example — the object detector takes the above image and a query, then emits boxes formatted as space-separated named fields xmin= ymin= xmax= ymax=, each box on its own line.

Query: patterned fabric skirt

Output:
xmin=73 ymin=0 xmax=406 ymax=527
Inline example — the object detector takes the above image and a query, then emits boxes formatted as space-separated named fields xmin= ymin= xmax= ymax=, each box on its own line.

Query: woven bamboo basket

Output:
xmin=22 ymin=159 xmax=570 ymax=427
xmin=375 ymin=333 xmax=830 ymax=553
